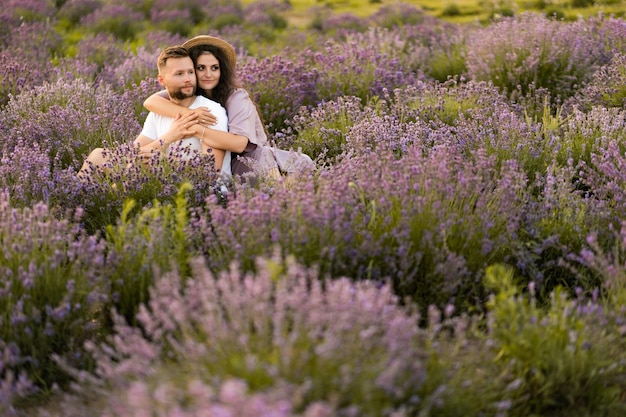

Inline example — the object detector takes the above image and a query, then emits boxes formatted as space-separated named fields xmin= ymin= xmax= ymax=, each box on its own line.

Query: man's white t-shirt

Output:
xmin=140 ymin=95 xmax=230 ymax=173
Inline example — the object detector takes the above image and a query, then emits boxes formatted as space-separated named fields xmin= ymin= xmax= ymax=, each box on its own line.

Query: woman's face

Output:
xmin=195 ymin=52 xmax=221 ymax=92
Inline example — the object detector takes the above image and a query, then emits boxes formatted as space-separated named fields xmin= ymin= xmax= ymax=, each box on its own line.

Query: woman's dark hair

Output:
xmin=189 ymin=44 xmax=268 ymax=134
xmin=189 ymin=45 xmax=240 ymax=106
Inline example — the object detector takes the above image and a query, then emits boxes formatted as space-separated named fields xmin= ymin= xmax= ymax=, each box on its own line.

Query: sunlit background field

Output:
xmin=244 ymin=0 xmax=626 ymax=25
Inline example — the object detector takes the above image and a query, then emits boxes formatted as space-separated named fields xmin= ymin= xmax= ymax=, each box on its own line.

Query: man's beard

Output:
xmin=169 ymin=86 xmax=194 ymax=101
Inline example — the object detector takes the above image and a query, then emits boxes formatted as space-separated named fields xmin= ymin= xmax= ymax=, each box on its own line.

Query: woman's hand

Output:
xmin=191 ymin=107 xmax=217 ymax=127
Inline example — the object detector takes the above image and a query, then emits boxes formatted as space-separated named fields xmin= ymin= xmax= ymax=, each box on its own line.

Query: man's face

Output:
xmin=158 ymin=56 xmax=196 ymax=101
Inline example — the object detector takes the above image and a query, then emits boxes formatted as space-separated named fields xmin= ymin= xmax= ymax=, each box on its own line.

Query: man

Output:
xmin=79 ymin=45 xmax=228 ymax=177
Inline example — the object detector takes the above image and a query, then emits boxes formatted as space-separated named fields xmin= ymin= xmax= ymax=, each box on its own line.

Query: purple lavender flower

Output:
xmin=464 ymin=12 xmax=614 ymax=106
xmin=72 ymin=254 xmax=424 ymax=416
xmin=80 ymin=4 xmax=144 ymax=40
xmin=0 ymin=192 xmax=108 ymax=402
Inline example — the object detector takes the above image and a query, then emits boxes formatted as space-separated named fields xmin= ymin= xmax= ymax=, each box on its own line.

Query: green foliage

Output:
xmin=90 ymin=16 xmax=143 ymax=41
xmin=211 ymin=13 xmax=245 ymax=30
xmin=426 ymin=44 xmax=467 ymax=82
xmin=285 ymin=98 xmax=362 ymax=163
xmin=394 ymin=80 xmax=486 ymax=126
xmin=571 ymin=0 xmax=594 ymax=7
xmin=479 ymin=0 xmax=517 ymax=17
xmin=104 ymin=184 xmax=195 ymax=326
xmin=441 ymin=3 xmax=462 ymax=16
xmin=544 ymin=7 xmax=565 ymax=19
xmin=154 ymin=20 xmax=191 ymax=37
xmin=268 ymin=12 xmax=289 ymax=29
xmin=485 ymin=264 xmax=626 ymax=416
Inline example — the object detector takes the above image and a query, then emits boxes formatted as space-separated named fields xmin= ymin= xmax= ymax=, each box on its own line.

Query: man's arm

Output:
xmin=136 ymin=112 xmax=198 ymax=157
xmin=147 ymin=93 xmax=248 ymax=153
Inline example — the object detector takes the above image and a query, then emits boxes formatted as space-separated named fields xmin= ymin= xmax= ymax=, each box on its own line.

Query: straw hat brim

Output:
xmin=183 ymin=35 xmax=237 ymax=69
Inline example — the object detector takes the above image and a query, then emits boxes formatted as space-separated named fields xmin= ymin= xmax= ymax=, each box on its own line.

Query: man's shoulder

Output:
xmin=193 ymin=95 xmax=225 ymax=111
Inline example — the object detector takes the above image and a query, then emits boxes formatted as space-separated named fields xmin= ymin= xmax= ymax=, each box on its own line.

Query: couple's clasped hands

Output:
xmin=138 ymin=108 xmax=216 ymax=160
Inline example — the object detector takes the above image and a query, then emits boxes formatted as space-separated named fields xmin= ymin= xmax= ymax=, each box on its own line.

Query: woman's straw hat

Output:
xmin=183 ymin=35 xmax=237 ymax=69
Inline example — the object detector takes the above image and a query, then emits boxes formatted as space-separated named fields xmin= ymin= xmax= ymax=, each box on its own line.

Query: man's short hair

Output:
xmin=157 ymin=46 xmax=190 ymax=73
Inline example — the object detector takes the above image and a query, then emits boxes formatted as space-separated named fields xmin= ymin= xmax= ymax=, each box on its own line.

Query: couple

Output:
xmin=81 ymin=35 xmax=312 ymax=183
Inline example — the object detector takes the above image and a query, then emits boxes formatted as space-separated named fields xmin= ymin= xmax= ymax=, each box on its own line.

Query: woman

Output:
xmin=144 ymin=35 xmax=287 ymax=181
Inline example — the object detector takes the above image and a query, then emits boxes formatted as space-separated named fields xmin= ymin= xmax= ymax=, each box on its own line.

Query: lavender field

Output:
xmin=2 ymin=0 xmax=626 ymax=416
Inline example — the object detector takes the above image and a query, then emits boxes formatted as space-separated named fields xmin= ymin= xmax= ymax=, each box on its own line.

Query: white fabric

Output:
xmin=141 ymin=96 xmax=231 ymax=174
xmin=269 ymin=147 xmax=315 ymax=174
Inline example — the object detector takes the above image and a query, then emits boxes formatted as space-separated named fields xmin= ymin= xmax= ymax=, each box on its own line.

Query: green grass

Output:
xmin=242 ymin=0 xmax=626 ymax=27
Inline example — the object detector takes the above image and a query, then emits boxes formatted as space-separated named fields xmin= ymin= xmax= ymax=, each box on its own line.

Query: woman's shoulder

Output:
xmin=226 ymin=88 xmax=255 ymax=110
xmin=228 ymin=88 xmax=252 ymax=102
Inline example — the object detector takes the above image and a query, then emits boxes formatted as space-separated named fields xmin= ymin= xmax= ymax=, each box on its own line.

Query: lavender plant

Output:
xmin=0 ymin=20 xmax=64 ymax=107
xmin=66 ymin=254 xmax=426 ymax=416
xmin=518 ymin=160 xmax=613 ymax=292
xmin=1 ymin=6 xmax=626 ymax=415
xmin=244 ymin=0 xmax=290 ymax=30
xmin=189 ymin=2 xmax=245 ymax=31
xmin=0 ymin=142 xmax=55 ymax=208
xmin=0 ymin=0 xmax=56 ymax=24
xmin=54 ymin=377 xmax=335 ymax=417
xmin=193 ymin=144 xmax=529 ymax=311
xmin=564 ymin=53 xmax=626 ymax=111
xmin=310 ymin=29 xmax=418 ymax=107
xmin=74 ymin=146 xmax=219 ymax=234
xmin=578 ymin=138 xmax=626 ymax=228
xmin=0 ymin=192 xmax=108 ymax=404
xmin=275 ymin=96 xmax=371 ymax=164
xmin=119 ymin=76 xmax=164 ymax=123
xmin=421 ymin=29 xmax=467 ymax=82
xmin=556 ymin=106 xmax=626 ymax=169
xmin=368 ymin=2 xmax=430 ymax=27
xmin=150 ymin=0 xmax=208 ymax=25
xmin=309 ymin=11 xmax=369 ymax=35
xmin=57 ymin=0 xmax=103 ymax=27
xmin=370 ymin=80 xmax=559 ymax=182
xmin=79 ymin=4 xmax=144 ymax=40
xmin=239 ymin=54 xmax=320 ymax=132
xmin=0 ymin=54 xmax=43 ymax=108
xmin=141 ymin=30 xmax=188 ymax=51
xmin=464 ymin=12 xmax=612 ymax=108
xmin=572 ymin=221 xmax=626 ymax=305
xmin=102 ymin=46 xmax=161 ymax=91
xmin=1 ymin=78 xmax=141 ymax=175
xmin=149 ymin=9 xmax=193 ymax=36
xmin=2 ymin=21 xmax=63 ymax=72
xmin=429 ymin=82 xmax=556 ymax=180
xmin=68 ymin=32 xmax=133 ymax=83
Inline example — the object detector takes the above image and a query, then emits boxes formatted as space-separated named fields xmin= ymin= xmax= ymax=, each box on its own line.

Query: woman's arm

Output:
xmin=144 ymin=91 xmax=218 ymax=126
xmin=144 ymin=92 xmax=247 ymax=153
xmin=200 ymin=127 xmax=248 ymax=154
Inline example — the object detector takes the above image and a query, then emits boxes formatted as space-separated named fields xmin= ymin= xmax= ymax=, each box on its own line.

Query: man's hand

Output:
xmin=162 ymin=112 xmax=199 ymax=145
